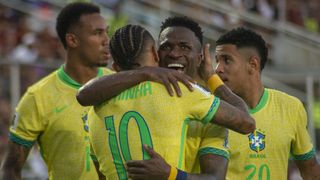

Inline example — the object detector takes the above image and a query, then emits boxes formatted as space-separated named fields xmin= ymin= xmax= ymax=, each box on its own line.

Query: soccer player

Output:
xmin=215 ymin=27 xmax=320 ymax=180
xmin=88 ymin=24 xmax=254 ymax=180
xmin=77 ymin=16 xmax=254 ymax=179
xmin=126 ymin=27 xmax=320 ymax=179
xmin=0 ymin=2 xmax=112 ymax=179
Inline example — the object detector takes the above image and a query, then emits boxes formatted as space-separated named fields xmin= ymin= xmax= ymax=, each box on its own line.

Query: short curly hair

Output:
xmin=56 ymin=2 xmax=100 ymax=48
xmin=216 ymin=27 xmax=268 ymax=71
xmin=159 ymin=16 xmax=203 ymax=45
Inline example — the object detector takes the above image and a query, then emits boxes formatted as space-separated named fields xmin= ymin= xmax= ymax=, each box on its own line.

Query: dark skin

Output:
xmin=80 ymin=25 xmax=254 ymax=179
xmin=0 ymin=142 xmax=30 ymax=180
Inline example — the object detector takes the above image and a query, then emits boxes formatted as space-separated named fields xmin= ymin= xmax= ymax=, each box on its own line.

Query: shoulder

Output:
xmin=27 ymin=70 xmax=58 ymax=95
xmin=267 ymin=88 xmax=302 ymax=108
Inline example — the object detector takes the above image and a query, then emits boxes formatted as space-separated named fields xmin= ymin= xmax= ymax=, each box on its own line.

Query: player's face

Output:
xmin=215 ymin=44 xmax=250 ymax=95
xmin=75 ymin=13 xmax=110 ymax=67
xmin=158 ymin=27 xmax=202 ymax=78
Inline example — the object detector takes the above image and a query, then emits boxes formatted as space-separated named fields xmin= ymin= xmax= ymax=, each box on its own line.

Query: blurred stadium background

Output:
xmin=0 ymin=0 xmax=319 ymax=179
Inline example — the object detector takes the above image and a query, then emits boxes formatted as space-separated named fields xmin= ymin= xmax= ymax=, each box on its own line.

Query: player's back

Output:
xmin=89 ymin=81 xmax=219 ymax=180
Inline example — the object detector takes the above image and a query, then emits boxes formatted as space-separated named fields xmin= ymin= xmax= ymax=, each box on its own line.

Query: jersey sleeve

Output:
xmin=9 ymin=90 xmax=44 ymax=148
xmin=180 ymin=84 xmax=220 ymax=124
xmin=291 ymin=101 xmax=315 ymax=160
xmin=198 ymin=124 xmax=229 ymax=159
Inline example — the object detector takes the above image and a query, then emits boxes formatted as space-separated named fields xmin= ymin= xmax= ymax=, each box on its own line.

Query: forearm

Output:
xmin=187 ymin=173 xmax=218 ymax=180
xmin=0 ymin=142 xmax=30 ymax=180
xmin=214 ymin=85 xmax=249 ymax=113
xmin=296 ymin=157 xmax=320 ymax=179
xmin=77 ymin=69 xmax=146 ymax=106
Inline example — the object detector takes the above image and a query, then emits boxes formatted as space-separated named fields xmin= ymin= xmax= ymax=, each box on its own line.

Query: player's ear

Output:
xmin=151 ymin=45 xmax=159 ymax=63
xmin=112 ymin=62 xmax=122 ymax=72
xmin=66 ymin=33 xmax=79 ymax=48
xmin=248 ymin=55 xmax=260 ymax=74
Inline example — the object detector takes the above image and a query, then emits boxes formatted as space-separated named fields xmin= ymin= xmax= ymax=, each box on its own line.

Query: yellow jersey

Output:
xmin=227 ymin=88 xmax=315 ymax=180
xmin=185 ymin=121 xmax=229 ymax=173
xmin=89 ymin=82 xmax=220 ymax=180
xmin=9 ymin=66 xmax=113 ymax=180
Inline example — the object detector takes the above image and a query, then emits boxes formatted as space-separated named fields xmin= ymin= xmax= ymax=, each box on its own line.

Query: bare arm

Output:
xmin=77 ymin=66 xmax=194 ymax=106
xmin=211 ymin=100 xmax=255 ymax=134
xmin=295 ymin=157 xmax=320 ymax=180
xmin=187 ymin=154 xmax=228 ymax=180
xmin=0 ymin=141 xmax=31 ymax=180
xmin=126 ymin=145 xmax=228 ymax=180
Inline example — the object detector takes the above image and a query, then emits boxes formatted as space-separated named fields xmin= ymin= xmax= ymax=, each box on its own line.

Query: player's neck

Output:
xmin=243 ymin=81 xmax=264 ymax=109
xmin=64 ymin=58 xmax=100 ymax=85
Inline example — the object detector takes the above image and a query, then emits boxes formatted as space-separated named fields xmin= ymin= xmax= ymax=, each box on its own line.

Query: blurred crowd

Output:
xmin=228 ymin=0 xmax=320 ymax=33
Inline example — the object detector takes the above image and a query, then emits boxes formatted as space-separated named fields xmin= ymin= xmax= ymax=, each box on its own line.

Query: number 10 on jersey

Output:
xmin=104 ymin=111 xmax=153 ymax=179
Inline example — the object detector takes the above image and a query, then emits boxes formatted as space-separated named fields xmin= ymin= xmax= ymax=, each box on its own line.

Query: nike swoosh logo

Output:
xmin=54 ymin=105 xmax=68 ymax=113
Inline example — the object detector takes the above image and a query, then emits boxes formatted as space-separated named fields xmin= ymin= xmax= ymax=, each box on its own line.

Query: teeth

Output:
xmin=168 ymin=63 xmax=184 ymax=68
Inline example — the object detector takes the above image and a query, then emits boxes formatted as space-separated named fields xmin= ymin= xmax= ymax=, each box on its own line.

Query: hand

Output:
xmin=140 ymin=66 xmax=194 ymax=97
xmin=199 ymin=43 xmax=216 ymax=82
xmin=126 ymin=145 xmax=171 ymax=180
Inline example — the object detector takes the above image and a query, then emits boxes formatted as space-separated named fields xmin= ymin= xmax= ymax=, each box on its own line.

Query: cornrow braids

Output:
xmin=110 ymin=24 xmax=152 ymax=70
xmin=216 ymin=27 xmax=268 ymax=71
xmin=159 ymin=16 xmax=203 ymax=45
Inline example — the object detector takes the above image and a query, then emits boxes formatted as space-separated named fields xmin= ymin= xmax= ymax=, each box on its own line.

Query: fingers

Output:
xmin=143 ymin=144 xmax=159 ymax=159
xmin=203 ymin=43 xmax=211 ymax=64
xmin=127 ymin=173 xmax=147 ymax=180
xmin=168 ymin=76 xmax=182 ymax=97
xmin=126 ymin=160 xmax=146 ymax=167
xmin=175 ymin=74 xmax=194 ymax=93
xmin=161 ymin=77 xmax=174 ymax=97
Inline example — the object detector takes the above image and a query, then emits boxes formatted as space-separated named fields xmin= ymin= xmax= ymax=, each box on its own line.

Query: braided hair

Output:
xmin=110 ymin=24 xmax=153 ymax=70
xmin=159 ymin=16 xmax=203 ymax=45
xmin=216 ymin=27 xmax=268 ymax=71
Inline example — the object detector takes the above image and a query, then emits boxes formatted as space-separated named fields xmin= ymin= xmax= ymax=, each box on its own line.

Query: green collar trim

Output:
xmin=249 ymin=88 xmax=268 ymax=114
xmin=57 ymin=65 xmax=103 ymax=89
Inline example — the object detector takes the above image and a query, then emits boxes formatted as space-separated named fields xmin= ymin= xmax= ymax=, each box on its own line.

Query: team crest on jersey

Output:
xmin=248 ymin=130 xmax=265 ymax=153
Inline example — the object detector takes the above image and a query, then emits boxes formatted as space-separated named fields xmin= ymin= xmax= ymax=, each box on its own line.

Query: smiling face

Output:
xmin=158 ymin=26 xmax=202 ymax=78
xmin=73 ymin=13 xmax=110 ymax=67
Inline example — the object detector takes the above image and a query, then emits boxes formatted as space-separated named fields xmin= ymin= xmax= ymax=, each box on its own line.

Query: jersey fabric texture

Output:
xmin=89 ymin=82 xmax=221 ymax=180
xmin=226 ymin=88 xmax=315 ymax=180
xmin=9 ymin=66 xmax=113 ymax=180
xmin=185 ymin=121 xmax=229 ymax=173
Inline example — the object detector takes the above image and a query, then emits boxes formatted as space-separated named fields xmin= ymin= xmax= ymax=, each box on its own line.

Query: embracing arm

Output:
xmin=0 ymin=141 xmax=31 ymax=180
xmin=295 ymin=156 xmax=320 ymax=180
xmin=187 ymin=154 xmax=228 ymax=180
xmin=77 ymin=66 xmax=194 ymax=106
xmin=211 ymin=100 xmax=255 ymax=134
xmin=126 ymin=145 xmax=228 ymax=180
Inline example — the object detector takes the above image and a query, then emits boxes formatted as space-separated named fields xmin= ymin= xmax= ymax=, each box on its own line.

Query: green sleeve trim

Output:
xmin=198 ymin=147 xmax=230 ymax=160
xmin=57 ymin=65 xmax=104 ymax=89
xmin=91 ymin=154 xmax=98 ymax=162
xmin=202 ymin=97 xmax=220 ymax=124
xmin=9 ymin=133 xmax=35 ymax=148
xmin=249 ymin=88 xmax=268 ymax=114
xmin=292 ymin=148 xmax=316 ymax=161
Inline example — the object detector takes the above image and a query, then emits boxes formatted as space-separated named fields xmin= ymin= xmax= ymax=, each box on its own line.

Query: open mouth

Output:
xmin=168 ymin=63 xmax=185 ymax=73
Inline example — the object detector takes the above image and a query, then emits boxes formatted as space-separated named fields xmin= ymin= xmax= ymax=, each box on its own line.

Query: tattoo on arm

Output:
xmin=214 ymin=85 xmax=248 ymax=113
xmin=0 ymin=141 xmax=31 ymax=180
xmin=212 ymin=101 xmax=255 ymax=134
